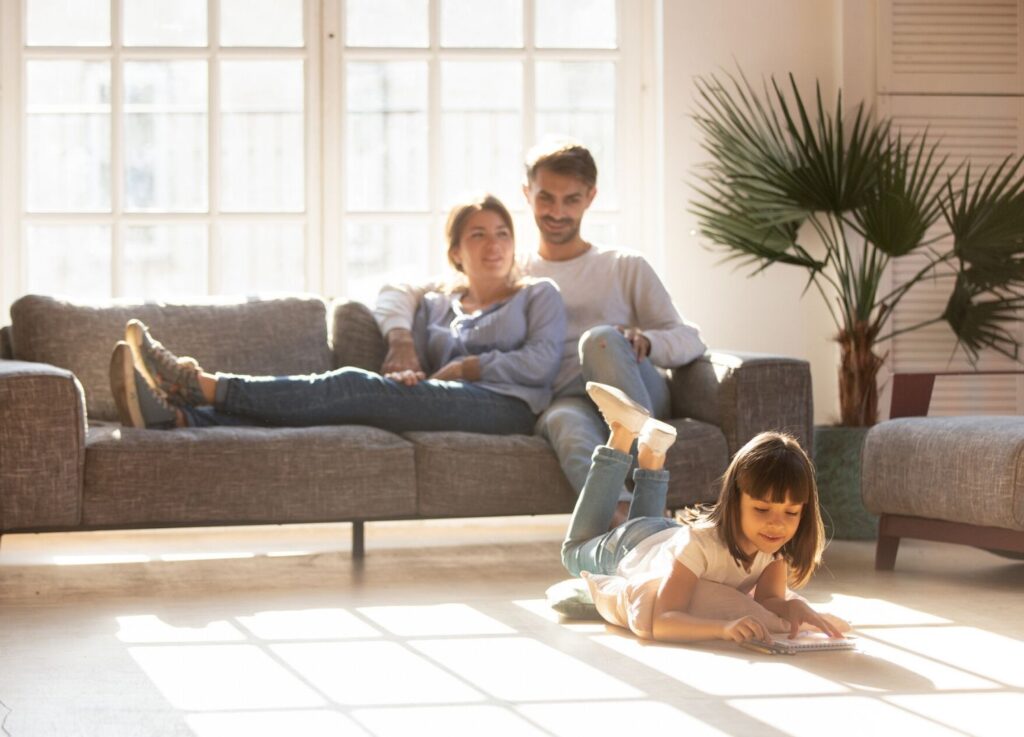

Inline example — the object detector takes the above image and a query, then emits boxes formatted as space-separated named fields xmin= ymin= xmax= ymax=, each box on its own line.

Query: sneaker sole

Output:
xmin=585 ymin=381 xmax=650 ymax=432
xmin=110 ymin=342 xmax=145 ymax=428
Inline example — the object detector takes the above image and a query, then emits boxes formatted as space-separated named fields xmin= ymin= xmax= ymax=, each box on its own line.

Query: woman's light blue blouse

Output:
xmin=411 ymin=279 xmax=566 ymax=413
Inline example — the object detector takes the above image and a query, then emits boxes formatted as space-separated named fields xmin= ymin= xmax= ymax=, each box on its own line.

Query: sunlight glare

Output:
xmin=357 ymin=603 xmax=516 ymax=636
xmin=116 ymin=615 xmax=245 ymax=643
xmin=353 ymin=705 xmax=547 ymax=737
xmin=865 ymin=626 xmax=1024 ymax=687
xmin=129 ymin=644 xmax=325 ymax=711
xmin=886 ymin=692 xmax=1024 ymax=737
xmin=160 ymin=551 xmax=255 ymax=562
xmin=513 ymin=598 xmax=607 ymax=632
xmin=823 ymin=594 xmax=951 ymax=626
xmin=272 ymin=641 xmax=485 ymax=706
xmin=521 ymin=700 xmax=731 ymax=736
xmin=53 ymin=554 xmax=151 ymax=565
xmin=728 ymin=695 xmax=964 ymax=737
xmin=412 ymin=637 xmax=643 ymax=701
xmin=238 ymin=608 xmax=381 ymax=640
xmin=187 ymin=710 xmax=368 ymax=736
xmin=593 ymin=636 xmax=848 ymax=697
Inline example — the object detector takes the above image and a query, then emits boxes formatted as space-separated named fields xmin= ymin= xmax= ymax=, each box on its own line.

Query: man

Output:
xmin=375 ymin=140 xmax=706 ymax=516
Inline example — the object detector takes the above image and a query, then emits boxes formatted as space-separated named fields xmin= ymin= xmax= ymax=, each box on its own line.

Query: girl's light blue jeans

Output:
xmin=561 ymin=445 xmax=679 ymax=576
xmin=179 ymin=367 xmax=537 ymax=435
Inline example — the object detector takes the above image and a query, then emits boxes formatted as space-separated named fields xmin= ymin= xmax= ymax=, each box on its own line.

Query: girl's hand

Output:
xmin=784 ymin=599 xmax=846 ymax=639
xmin=721 ymin=616 xmax=770 ymax=643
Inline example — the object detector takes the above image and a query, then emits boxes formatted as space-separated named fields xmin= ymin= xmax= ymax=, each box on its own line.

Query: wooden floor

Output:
xmin=1 ymin=516 xmax=1022 ymax=736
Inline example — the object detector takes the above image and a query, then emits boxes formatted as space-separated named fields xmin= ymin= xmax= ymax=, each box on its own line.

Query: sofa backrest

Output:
xmin=9 ymin=294 xmax=334 ymax=421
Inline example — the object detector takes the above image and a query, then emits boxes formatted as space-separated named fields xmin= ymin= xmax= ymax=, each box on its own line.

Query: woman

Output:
xmin=110 ymin=194 xmax=566 ymax=435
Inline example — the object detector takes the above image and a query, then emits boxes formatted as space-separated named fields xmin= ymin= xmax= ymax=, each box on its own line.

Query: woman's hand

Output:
xmin=783 ymin=599 xmax=846 ymax=639
xmin=382 ymin=328 xmax=424 ymax=375
xmin=385 ymin=369 xmax=425 ymax=386
xmin=721 ymin=616 xmax=771 ymax=643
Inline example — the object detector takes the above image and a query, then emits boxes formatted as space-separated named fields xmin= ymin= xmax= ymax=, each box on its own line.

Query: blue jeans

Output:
xmin=536 ymin=325 xmax=672 ymax=497
xmin=562 ymin=446 xmax=679 ymax=576
xmin=180 ymin=367 xmax=536 ymax=435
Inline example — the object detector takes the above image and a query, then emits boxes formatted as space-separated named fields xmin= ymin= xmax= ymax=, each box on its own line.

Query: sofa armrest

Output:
xmin=668 ymin=351 xmax=813 ymax=456
xmin=0 ymin=360 xmax=86 ymax=531
xmin=1 ymin=326 xmax=12 ymax=359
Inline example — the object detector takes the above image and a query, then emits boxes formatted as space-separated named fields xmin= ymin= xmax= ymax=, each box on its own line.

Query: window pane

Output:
xmin=536 ymin=0 xmax=616 ymax=49
xmin=123 ymin=225 xmax=208 ymax=299
xmin=125 ymin=62 xmax=208 ymax=212
xmin=536 ymin=61 xmax=616 ymax=208
xmin=343 ymin=221 xmax=432 ymax=305
xmin=220 ymin=61 xmax=304 ymax=212
xmin=346 ymin=62 xmax=428 ymax=212
xmin=221 ymin=0 xmax=303 ymax=47
xmin=27 ymin=226 xmax=111 ymax=298
xmin=123 ymin=0 xmax=206 ymax=46
xmin=441 ymin=0 xmax=522 ymax=48
xmin=441 ymin=62 xmax=522 ymax=207
xmin=217 ymin=224 xmax=305 ymax=294
xmin=26 ymin=61 xmax=111 ymax=213
xmin=346 ymin=0 xmax=428 ymax=47
xmin=26 ymin=0 xmax=110 ymax=46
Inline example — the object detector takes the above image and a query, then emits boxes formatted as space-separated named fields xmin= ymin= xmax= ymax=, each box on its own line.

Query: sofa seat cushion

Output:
xmin=662 ymin=419 xmax=730 ymax=508
xmin=83 ymin=425 xmax=416 ymax=527
xmin=862 ymin=416 xmax=1024 ymax=531
xmin=409 ymin=432 xmax=576 ymax=517
xmin=11 ymin=294 xmax=334 ymax=422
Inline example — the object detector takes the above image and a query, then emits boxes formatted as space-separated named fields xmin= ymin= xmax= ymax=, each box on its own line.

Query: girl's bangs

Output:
xmin=741 ymin=460 xmax=812 ymax=505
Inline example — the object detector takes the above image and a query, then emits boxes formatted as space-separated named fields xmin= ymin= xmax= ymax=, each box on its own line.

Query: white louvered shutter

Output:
xmin=879 ymin=0 xmax=1024 ymax=94
xmin=878 ymin=4 xmax=1024 ymax=415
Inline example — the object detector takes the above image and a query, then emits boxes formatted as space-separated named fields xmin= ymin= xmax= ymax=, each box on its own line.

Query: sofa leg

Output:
xmin=875 ymin=518 xmax=900 ymax=571
xmin=351 ymin=521 xmax=365 ymax=561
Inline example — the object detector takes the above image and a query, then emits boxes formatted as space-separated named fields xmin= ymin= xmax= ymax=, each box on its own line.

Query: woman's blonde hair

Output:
xmin=687 ymin=431 xmax=825 ymax=588
xmin=443 ymin=194 xmax=522 ymax=291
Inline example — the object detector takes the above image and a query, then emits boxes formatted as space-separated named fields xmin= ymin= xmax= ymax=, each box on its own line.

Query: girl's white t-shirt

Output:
xmin=616 ymin=525 xmax=776 ymax=594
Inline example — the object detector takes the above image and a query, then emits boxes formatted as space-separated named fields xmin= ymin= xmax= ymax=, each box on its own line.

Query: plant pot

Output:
xmin=812 ymin=425 xmax=877 ymax=540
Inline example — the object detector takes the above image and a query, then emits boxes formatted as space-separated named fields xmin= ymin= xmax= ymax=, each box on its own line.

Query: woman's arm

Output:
xmin=469 ymin=280 xmax=567 ymax=388
xmin=651 ymin=560 xmax=771 ymax=643
xmin=754 ymin=560 xmax=846 ymax=638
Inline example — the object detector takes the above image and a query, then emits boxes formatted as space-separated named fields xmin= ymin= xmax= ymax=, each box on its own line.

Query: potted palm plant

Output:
xmin=691 ymin=71 xmax=1024 ymax=537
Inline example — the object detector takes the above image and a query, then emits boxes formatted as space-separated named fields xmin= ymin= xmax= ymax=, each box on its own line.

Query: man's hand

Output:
xmin=617 ymin=326 xmax=651 ymax=361
xmin=385 ymin=369 xmax=425 ymax=386
xmin=382 ymin=328 xmax=423 ymax=374
xmin=430 ymin=360 xmax=464 ymax=381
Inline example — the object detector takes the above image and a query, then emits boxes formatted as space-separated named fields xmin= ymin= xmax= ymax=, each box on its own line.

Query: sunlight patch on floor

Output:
xmin=886 ymin=692 xmax=1024 ymax=737
xmin=519 ymin=700 xmax=734 ymax=736
xmin=117 ymin=615 xmax=245 ymax=643
xmin=593 ymin=635 xmax=849 ymax=697
xmin=823 ymin=593 xmax=952 ymax=626
xmin=357 ymin=603 xmax=517 ymax=637
xmin=728 ymin=695 xmax=967 ymax=737
xmin=352 ymin=705 xmax=547 ymax=737
xmin=237 ymin=608 xmax=382 ymax=641
xmin=187 ymin=710 xmax=368 ymax=737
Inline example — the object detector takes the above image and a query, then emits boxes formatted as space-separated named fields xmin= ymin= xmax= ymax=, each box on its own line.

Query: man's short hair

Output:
xmin=524 ymin=139 xmax=598 ymax=189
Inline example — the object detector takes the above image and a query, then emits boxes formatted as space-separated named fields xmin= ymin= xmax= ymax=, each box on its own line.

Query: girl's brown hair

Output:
xmin=443 ymin=193 xmax=522 ymax=290
xmin=696 ymin=431 xmax=825 ymax=588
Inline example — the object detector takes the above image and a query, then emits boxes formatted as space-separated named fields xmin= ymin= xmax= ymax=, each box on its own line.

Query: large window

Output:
xmin=0 ymin=0 xmax=644 ymax=310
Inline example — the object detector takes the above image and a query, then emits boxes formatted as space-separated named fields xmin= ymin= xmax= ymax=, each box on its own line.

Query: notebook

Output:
xmin=740 ymin=632 xmax=857 ymax=655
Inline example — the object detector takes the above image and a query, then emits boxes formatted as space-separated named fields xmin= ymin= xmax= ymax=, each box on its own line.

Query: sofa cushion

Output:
xmin=862 ymin=416 xmax=1024 ymax=531
xmin=11 ymin=294 xmax=334 ymax=422
xmin=409 ymin=432 xmax=577 ymax=517
xmin=332 ymin=300 xmax=386 ymax=372
xmin=83 ymin=424 xmax=416 ymax=526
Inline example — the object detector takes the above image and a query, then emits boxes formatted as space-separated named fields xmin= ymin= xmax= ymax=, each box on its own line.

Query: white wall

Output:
xmin=656 ymin=0 xmax=871 ymax=425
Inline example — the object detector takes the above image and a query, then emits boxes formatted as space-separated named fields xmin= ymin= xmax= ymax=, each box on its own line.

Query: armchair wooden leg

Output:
xmin=875 ymin=516 xmax=899 ymax=570
xmin=351 ymin=521 xmax=365 ymax=561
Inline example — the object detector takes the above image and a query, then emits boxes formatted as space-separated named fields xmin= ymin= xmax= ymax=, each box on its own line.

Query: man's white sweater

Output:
xmin=375 ymin=244 xmax=707 ymax=392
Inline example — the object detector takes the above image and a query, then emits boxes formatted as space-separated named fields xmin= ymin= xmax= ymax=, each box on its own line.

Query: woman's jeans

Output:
xmin=561 ymin=446 xmax=679 ymax=576
xmin=179 ymin=367 xmax=537 ymax=435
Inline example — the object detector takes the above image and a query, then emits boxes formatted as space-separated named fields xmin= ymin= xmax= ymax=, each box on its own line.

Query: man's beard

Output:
xmin=538 ymin=216 xmax=580 ymax=245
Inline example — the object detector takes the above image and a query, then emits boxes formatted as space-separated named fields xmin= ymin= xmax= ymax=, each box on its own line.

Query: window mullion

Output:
xmin=323 ymin=0 xmax=343 ymax=298
xmin=428 ymin=0 xmax=442 ymax=275
xmin=111 ymin=0 xmax=124 ymax=297
xmin=304 ymin=0 xmax=323 ymax=295
xmin=0 ymin=1 xmax=22 ymax=317
xmin=208 ymin=0 xmax=221 ymax=294
xmin=523 ymin=0 xmax=535 ymax=154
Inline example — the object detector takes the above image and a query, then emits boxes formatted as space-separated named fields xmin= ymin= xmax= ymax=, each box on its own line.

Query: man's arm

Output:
xmin=374 ymin=281 xmax=434 ymax=374
xmin=625 ymin=256 xmax=707 ymax=368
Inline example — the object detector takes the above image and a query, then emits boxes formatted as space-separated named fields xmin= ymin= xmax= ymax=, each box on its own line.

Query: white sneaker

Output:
xmin=639 ymin=418 xmax=677 ymax=454
xmin=585 ymin=381 xmax=650 ymax=433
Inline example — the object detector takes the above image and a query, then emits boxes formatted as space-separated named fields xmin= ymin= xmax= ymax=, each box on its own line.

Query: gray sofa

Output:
xmin=0 ymin=294 xmax=813 ymax=559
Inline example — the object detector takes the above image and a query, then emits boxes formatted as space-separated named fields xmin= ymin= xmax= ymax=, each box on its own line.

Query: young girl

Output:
xmin=564 ymin=382 xmax=847 ymax=643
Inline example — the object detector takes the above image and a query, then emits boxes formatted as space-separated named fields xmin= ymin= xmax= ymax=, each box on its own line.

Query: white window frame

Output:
xmin=0 ymin=0 xmax=655 ymax=316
